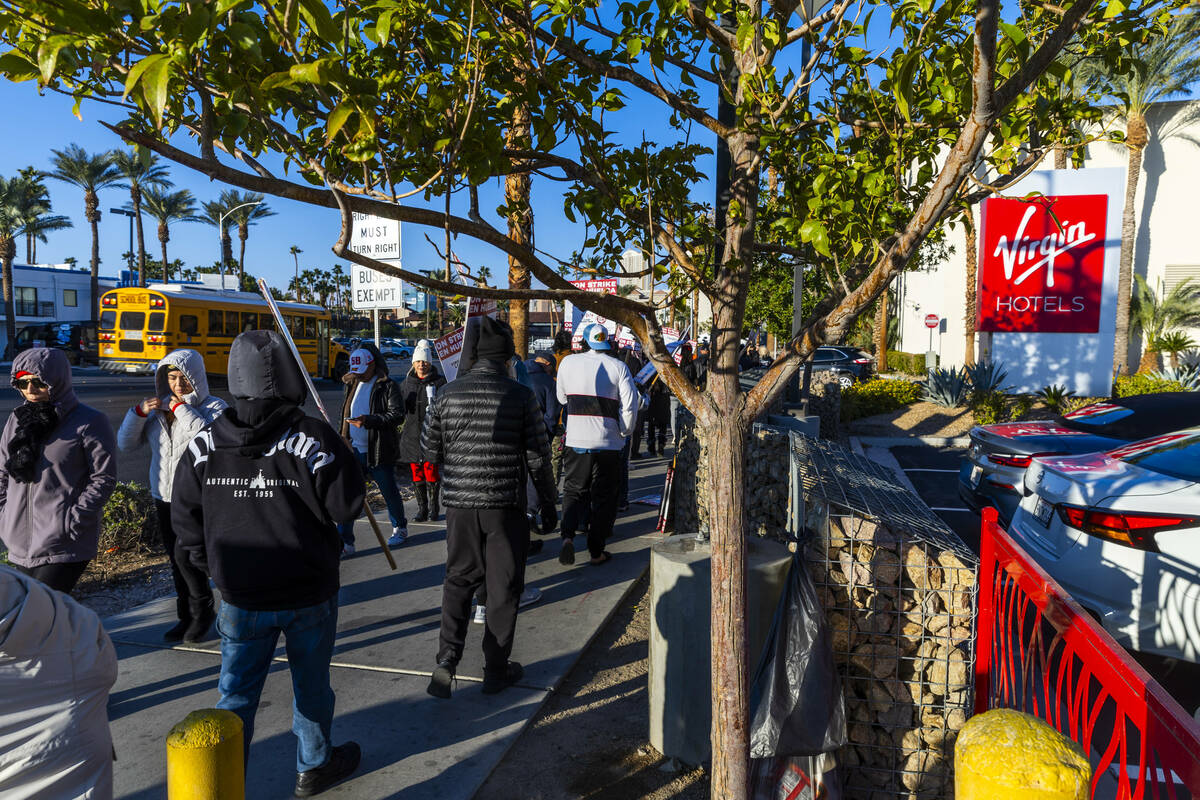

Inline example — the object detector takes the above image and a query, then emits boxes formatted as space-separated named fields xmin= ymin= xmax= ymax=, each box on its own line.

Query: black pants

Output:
xmin=155 ymin=500 xmax=214 ymax=621
xmin=631 ymin=408 xmax=647 ymax=454
xmin=561 ymin=448 xmax=621 ymax=558
xmin=438 ymin=507 xmax=529 ymax=669
xmin=12 ymin=560 xmax=89 ymax=593
xmin=646 ymin=401 xmax=670 ymax=452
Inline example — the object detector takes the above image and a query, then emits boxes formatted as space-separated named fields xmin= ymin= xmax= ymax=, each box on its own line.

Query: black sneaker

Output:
xmin=163 ymin=619 xmax=188 ymax=643
xmin=294 ymin=742 xmax=361 ymax=797
xmin=481 ymin=661 xmax=524 ymax=694
xmin=559 ymin=539 xmax=575 ymax=565
xmin=427 ymin=661 xmax=456 ymax=699
xmin=182 ymin=607 xmax=216 ymax=643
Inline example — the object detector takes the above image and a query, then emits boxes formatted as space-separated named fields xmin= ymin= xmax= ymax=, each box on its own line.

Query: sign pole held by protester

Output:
xmin=257 ymin=279 xmax=397 ymax=571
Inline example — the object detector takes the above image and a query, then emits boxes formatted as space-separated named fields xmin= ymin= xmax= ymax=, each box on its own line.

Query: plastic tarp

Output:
xmin=0 ymin=565 xmax=117 ymax=800
xmin=749 ymin=546 xmax=846 ymax=753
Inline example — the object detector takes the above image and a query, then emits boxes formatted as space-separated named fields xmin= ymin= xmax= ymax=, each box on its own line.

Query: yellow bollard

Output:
xmin=166 ymin=709 xmax=245 ymax=800
xmin=955 ymin=708 xmax=1091 ymax=800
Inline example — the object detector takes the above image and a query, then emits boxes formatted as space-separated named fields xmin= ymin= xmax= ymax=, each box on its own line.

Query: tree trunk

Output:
xmin=874 ymin=292 xmax=888 ymax=372
xmin=1 ymin=237 xmax=16 ymax=358
xmin=132 ymin=187 xmax=147 ymax=287
xmin=1170 ymin=351 xmax=1180 ymax=369
xmin=1053 ymin=141 xmax=1067 ymax=170
xmin=506 ymin=99 xmax=533 ymax=359
xmin=963 ymin=210 xmax=978 ymax=366
xmin=159 ymin=222 xmax=170 ymax=282
xmin=238 ymin=227 xmax=248 ymax=290
xmin=88 ymin=195 xmax=101 ymax=321
xmin=703 ymin=412 xmax=751 ymax=800
xmin=1138 ymin=346 xmax=1160 ymax=373
xmin=1114 ymin=113 xmax=1147 ymax=376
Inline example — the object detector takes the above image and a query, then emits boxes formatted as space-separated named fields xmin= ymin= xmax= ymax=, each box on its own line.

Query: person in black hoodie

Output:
xmin=172 ymin=330 xmax=366 ymax=799
xmin=397 ymin=339 xmax=446 ymax=523
xmin=422 ymin=317 xmax=557 ymax=699
xmin=337 ymin=342 xmax=407 ymax=552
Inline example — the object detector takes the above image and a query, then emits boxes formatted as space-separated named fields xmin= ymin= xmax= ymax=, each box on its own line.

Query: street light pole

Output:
xmin=109 ymin=208 xmax=135 ymax=285
xmin=217 ymin=201 xmax=262 ymax=290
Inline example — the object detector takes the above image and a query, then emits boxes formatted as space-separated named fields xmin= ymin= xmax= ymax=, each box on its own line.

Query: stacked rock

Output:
xmin=806 ymin=513 xmax=977 ymax=798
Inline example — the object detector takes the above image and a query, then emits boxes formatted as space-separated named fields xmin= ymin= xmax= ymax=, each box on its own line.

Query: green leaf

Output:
xmin=261 ymin=70 xmax=295 ymax=91
xmin=627 ymin=37 xmax=642 ymax=58
xmin=0 ymin=52 xmax=39 ymax=82
xmin=298 ymin=0 xmax=340 ymax=42
xmin=1104 ymin=0 xmax=1126 ymax=19
xmin=800 ymin=219 xmax=831 ymax=257
xmin=141 ymin=54 xmax=172 ymax=128
xmin=326 ymin=102 xmax=354 ymax=141
xmin=892 ymin=55 xmax=919 ymax=123
xmin=37 ymin=35 xmax=74 ymax=83
xmin=289 ymin=61 xmax=327 ymax=85
xmin=122 ymin=53 xmax=167 ymax=101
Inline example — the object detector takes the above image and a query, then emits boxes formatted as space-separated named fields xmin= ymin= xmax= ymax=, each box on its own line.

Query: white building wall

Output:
xmin=898 ymin=99 xmax=1200 ymax=373
xmin=0 ymin=264 xmax=117 ymax=356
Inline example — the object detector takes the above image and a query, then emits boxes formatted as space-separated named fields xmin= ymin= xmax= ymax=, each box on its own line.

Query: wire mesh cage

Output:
xmin=790 ymin=432 xmax=979 ymax=799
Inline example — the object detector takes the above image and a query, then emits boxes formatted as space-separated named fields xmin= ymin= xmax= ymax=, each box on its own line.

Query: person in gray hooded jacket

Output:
xmin=118 ymin=348 xmax=227 ymax=642
xmin=0 ymin=348 xmax=116 ymax=593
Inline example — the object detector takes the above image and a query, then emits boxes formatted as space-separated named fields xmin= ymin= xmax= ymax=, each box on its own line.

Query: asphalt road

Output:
xmin=0 ymin=359 xmax=414 ymax=486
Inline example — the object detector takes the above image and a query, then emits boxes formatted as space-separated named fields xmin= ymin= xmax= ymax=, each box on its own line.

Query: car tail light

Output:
xmin=1056 ymin=504 xmax=1197 ymax=551
xmin=988 ymin=451 xmax=1064 ymax=468
xmin=853 ymin=357 xmax=872 ymax=364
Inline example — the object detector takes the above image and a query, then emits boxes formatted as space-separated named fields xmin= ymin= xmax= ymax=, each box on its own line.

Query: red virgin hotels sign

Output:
xmin=976 ymin=194 xmax=1108 ymax=333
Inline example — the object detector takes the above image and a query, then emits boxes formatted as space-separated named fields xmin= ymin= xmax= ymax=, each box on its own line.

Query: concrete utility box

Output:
xmin=648 ymin=535 xmax=792 ymax=765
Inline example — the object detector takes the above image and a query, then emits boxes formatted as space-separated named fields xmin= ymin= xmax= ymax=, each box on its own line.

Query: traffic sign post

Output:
xmin=924 ymin=314 xmax=940 ymax=371
xmin=348 ymin=212 xmax=403 ymax=347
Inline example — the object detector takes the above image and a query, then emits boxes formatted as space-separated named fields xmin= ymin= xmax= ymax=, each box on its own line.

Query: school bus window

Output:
xmin=241 ymin=312 xmax=257 ymax=332
xmin=304 ymin=317 xmax=317 ymax=338
xmin=288 ymin=315 xmax=303 ymax=337
xmin=120 ymin=311 xmax=145 ymax=330
xmin=225 ymin=311 xmax=238 ymax=334
xmin=148 ymin=312 xmax=165 ymax=332
xmin=180 ymin=314 xmax=200 ymax=336
xmin=259 ymin=314 xmax=275 ymax=332
xmin=209 ymin=310 xmax=224 ymax=335
xmin=100 ymin=311 xmax=116 ymax=330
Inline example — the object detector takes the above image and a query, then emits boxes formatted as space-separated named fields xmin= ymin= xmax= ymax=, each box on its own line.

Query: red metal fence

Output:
xmin=975 ymin=506 xmax=1200 ymax=799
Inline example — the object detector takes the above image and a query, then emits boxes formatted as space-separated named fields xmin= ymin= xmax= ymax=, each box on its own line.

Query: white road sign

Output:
xmin=349 ymin=211 xmax=401 ymax=260
xmin=351 ymin=265 xmax=404 ymax=310
xmin=348 ymin=211 xmax=404 ymax=311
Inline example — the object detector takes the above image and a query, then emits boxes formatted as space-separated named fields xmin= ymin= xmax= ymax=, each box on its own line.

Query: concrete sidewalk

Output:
xmin=103 ymin=457 xmax=671 ymax=799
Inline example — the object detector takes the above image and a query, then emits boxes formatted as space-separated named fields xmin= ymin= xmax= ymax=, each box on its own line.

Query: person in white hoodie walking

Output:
xmin=117 ymin=349 xmax=227 ymax=643
xmin=554 ymin=323 xmax=639 ymax=566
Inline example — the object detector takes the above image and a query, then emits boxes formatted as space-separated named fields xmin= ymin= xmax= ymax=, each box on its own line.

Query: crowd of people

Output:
xmin=0 ymin=318 xmax=719 ymax=798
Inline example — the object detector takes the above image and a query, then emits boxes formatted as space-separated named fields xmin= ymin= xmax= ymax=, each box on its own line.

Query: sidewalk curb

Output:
xmin=854 ymin=435 xmax=971 ymax=449
xmin=469 ymin=560 xmax=652 ymax=800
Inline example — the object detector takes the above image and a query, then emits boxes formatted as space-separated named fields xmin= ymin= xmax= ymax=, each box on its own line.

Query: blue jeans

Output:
xmin=216 ymin=597 xmax=339 ymax=773
xmin=338 ymin=450 xmax=406 ymax=546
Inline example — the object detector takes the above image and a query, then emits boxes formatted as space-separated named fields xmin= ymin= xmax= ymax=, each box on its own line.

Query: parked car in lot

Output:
xmin=1009 ymin=430 xmax=1200 ymax=663
xmin=11 ymin=321 xmax=98 ymax=365
xmin=379 ymin=338 xmax=414 ymax=359
xmin=959 ymin=392 xmax=1200 ymax=524
xmin=808 ymin=345 xmax=874 ymax=388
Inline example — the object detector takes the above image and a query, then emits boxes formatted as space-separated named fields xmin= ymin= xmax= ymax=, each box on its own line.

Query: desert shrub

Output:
xmin=1113 ymin=374 xmax=1187 ymax=398
xmin=1149 ymin=366 xmax=1200 ymax=391
xmin=1011 ymin=394 xmax=1035 ymax=420
xmin=972 ymin=391 xmax=1006 ymax=425
xmin=1036 ymin=384 xmax=1076 ymax=413
xmin=964 ymin=361 xmax=1011 ymax=401
xmin=842 ymin=378 xmax=922 ymax=421
xmin=924 ymin=367 xmax=970 ymax=408
xmin=885 ymin=350 xmax=928 ymax=375
xmin=98 ymin=481 xmax=158 ymax=558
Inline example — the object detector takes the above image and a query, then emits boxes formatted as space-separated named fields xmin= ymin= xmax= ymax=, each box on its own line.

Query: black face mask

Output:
xmin=7 ymin=401 xmax=59 ymax=483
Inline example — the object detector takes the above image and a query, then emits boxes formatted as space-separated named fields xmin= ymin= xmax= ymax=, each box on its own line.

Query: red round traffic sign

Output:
xmin=924 ymin=314 xmax=940 ymax=329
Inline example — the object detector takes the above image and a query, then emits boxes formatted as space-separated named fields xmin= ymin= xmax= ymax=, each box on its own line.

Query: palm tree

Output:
xmin=0 ymin=177 xmax=28 ymax=351
xmin=289 ymin=245 xmax=303 ymax=299
xmin=1078 ymin=9 xmax=1200 ymax=374
xmin=111 ymin=150 xmax=171 ymax=287
xmin=1129 ymin=275 xmax=1200 ymax=372
xmin=10 ymin=168 xmax=71 ymax=264
xmin=220 ymin=190 xmax=274 ymax=288
xmin=1156 ymin=331 xmax=1196 ymax=369
xmin=198 ymin=198 xmax=236 ymax=281
xmin=46 ymin=145 xmax=122 ymax=318
xmin=141 ymin=187 xmax=199 ymax=282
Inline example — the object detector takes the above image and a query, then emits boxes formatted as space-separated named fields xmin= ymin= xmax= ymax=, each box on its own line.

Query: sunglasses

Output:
xmin=14 ymin=378 xmax=48 ymax=391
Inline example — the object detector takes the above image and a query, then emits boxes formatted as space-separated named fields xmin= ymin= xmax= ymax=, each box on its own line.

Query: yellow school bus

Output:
xmin=98 ymin=285 xmax=349 ymax=379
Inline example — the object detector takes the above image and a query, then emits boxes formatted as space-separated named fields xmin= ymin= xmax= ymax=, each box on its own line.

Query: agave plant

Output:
xmin=1036 ymin=384 xmax=1077 ymax=413
xmin=964 ymin=360 xmax=1011 ymax=397
xmin=1150 ymin=365 xmax=1200 ymax=391
xmin=924 ymin=367 xmax=970 ymax=408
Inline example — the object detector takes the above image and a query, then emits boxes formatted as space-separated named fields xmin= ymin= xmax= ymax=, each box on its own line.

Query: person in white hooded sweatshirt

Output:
xmin=117 ymin=349 xmax=227 ymax=643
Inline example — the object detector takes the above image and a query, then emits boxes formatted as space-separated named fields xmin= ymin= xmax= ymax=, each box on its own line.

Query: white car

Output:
xmin=1009 ymin=429 xmax=1200 ymax=663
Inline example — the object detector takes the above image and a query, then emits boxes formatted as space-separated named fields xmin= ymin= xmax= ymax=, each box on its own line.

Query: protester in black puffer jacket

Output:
xmin=421 ymin=316 xmax=557 ymax=700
